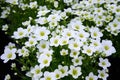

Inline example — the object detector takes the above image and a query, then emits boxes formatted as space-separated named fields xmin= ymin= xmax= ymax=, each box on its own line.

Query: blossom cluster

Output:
xmin=0 ymin=0 xmax=120 ymax=80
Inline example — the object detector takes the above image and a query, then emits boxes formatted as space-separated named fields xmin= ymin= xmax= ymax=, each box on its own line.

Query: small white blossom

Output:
xmin=69 ymin=39 xmax=83 ymax=51
xmin=90 ymin=27 xmax=103 ymax=39
xmin=82 ymin=45 xmax=95 ymax=56
xmin=2 ymin=24 xmax=8 ymax=31
xmin=70 ymin=50 xmax=80 ymax=58
xmin=38 ymin=54 xmax=52 ymax=68
xmin=42 ymin=71 xmax=56 ymax=80
xmin=54 ymin=69 xmax=62 ymax=79
xmin=30 ymin=65 xmax=43 ymax=79
xmin=4 ymin=74 xmax=11 ymax=80
xmin=25 ymin=38 xmax=37 ymax=47
xmin=72 ymin=56 xmax=83 ymax=66
xmin=58 ymin=65 xmax=68 ymax=78
xmin=98 ymin=69 xmax=109 ymax=80
xmin=6 ymin=0 xmax=18 ymax=5
xmin=37 ymin=40 xmax=49 ymax=52
xmin=101 ymin=40 xmax=116 ymax=56
xmin=85 ymin=72 xmax=98 ymax=80
xmin=69 ymin=65 xmax=82 ymax=79
xmin=98 ymin=58 xmax=111 ymax=69
xmin=50 ymin=36 xmax=60 ymax=47
xmin=60 ymin=49 xmax=68 ymax=56
xmin=34 ymin=27 xmax=50 ymax=40
xmin=12 ymin=27 xmax=27 ymax=39
xmin=1 ymin=48 xmax=16 ymax=63
xmin=29 ymin=1 xmax=38 ymax=9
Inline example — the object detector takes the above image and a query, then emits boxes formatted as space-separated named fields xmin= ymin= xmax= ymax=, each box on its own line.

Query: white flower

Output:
xmin=26 ymin=25 xmax=34 ymax=34
xmin=25 ymin=38 xmax=37 ymax=47
xmin=76 ymin=30 xmax=89 ymax=41
xmin=85 ymin=72 xmax=98 ymax=80
xmin=90 ymin=27 xmax=103 ymax=39
xmin=101 ymin=40 xmax=116 ymax=56
xmin=60 ymin=12 xmax=68 ymax=19
xmin=62 ymin=29 xmax=75 ymax=39
xmin=69 ymin=39 xmax=83 ymax=51
xmin=70 ymin=21 xmax=85 ymax=31
xmin=29 ymin=1 xmax=38 ymax=9
xmin=54 ymin=69 xmax=62 ymax=79
xmin=96 ymin=0 xmax=105 ymax=4
xmin=95 ymin=20 xmax=103 ymax=26
xmin=108 ymin=21 xmax=120 ymax=31
xmin=12 ymin=27 xmax=27 ymax=39
xmin=69 ymin=65 xmax=82 ymax=79
xmin=115 ymin=6 xmax=120 ymax=15
xmin=4 ymin=74 xmax=11 ymax=80
xmin=42 ymin=71 xmax=56 ymax=80
xmin=1 ymin=48 xmax=16 ymax=63
xmin=82 ymin=45 xmax=95 ymax=56
xmin=42 ymin=49 xmax=53 ymax=59
xmin=72 ymin=56 xmax=83 ymax=66
xmin=58 ymin=65 xmax=68 ymax=78
xmin=2 ymin=24 xmax=8 ymax=31
xmin=37 ymin=40 xmax=49 ymax=52
xmin=98 ymin=58 xmax=111 ymax=69
xmin=6 ymin=0 xmax=18 ymax=5
xmin=94 ymin=7 xmax=104 ymax=15
xmin=21 ymin=66 xmax=27 ymax=71
xmin=98 ymin=70 xmax=109 ymax=80
xmin=60 ymin=49 xmax=68 ymax=56
xmin=30 ymin=65 xmax=43 ymax=79
xmin=34 ymin=27 xmax=50 ymax=40
xmin=36 ymin=17 xmax=48 ymax=25
xmin=54 ymin=1 xmax=58 ymax=8
xmin=59 ymin=37 xmax=69 ymax=46
xmin=64 ymin=0 xmax=73 ymax=4
xmin=17 ymin=47 xmax=29 ymax=57
xmin=49 ymin=21 xmax=58 ymax=28
xmin=38 ymin=54 xmax=52 ymax=68
xmin=70 ymin=50 xmax=80 ymax=58
xmin=95 ymin=15 xmax=105 ymax=21
xmin=22 ymin=20 xmax=30 ymax=26
xmin=5 ymin=42 xmax=15 ymax=50
xmin=0 ymin=9 xmax=10 ymax=18
xmin=50 ymin=36 xmax=60 ymax=47
xmin=47 ymin=14 xmax=61 ymax=22
xmin=11 ymin=63 xmax=16 ymax=68
xmin=37 ymin=10 xmax=50 ymax=17
xmin=90 ymin=39 xmax=102 ymax=52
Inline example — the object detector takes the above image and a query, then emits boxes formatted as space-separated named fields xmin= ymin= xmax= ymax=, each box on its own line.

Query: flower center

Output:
xmin=54 ymin=39 xmax=58 ymax=44
xmin=73 ymin=52 xmax=77 ymax=56
xmin=40 ymin=31 xmax=45 ymax=36
xmin=79 ymin=34 xmax=84 ymax=38
xmin=7 ymin=53 xmax=12 ymax=58
xmin=89 ymin=77 xmax=94 ymax=80
xmin=41 ymin=44 xmax=46 ymax=49
xmin=43 ymin=59 xmax=48 ymax=64
xmin=72 ymin=69 xmax=78 ymax=75
xmin=75 ymin=59 xmax=79 ymax=63
xmin=35 ymin=69 xmax=41 ymax=74
xmin=56 ymin=74 xmax=60 ymax=78
xmin=104 ymin=45 xmax=109 ymax=50
xmin=19 ymin=32 xmax=23 ymax=36
xmin=60 ymin=69 xmax=65 ymax=74
xmin=87 ymin=49 xmax=91 ymax=53
xmin=73 ymin=43 xmax=78 ymax=48
xmin=46 ymin=77 xmax=51 ymax=80
xmin=93 ymin=32 xmax=97 ymax=37
xmin=67 ymin=32 xmax=71 ymax=36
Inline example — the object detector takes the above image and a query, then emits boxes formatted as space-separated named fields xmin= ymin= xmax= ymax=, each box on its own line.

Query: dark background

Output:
xmin=0 ymin=30 xmax=120 ymax=80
